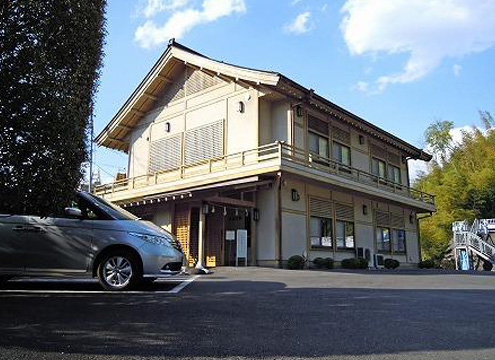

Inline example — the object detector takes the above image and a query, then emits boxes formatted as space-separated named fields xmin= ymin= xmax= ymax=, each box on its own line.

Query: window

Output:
xmin=309 ymin=131 xmax=329 ymax=159
xmin=393 ymin=229 xmax=406 ymax=253
xmin=376 ymin=227 xmax=390 ymax=253
xmin=388 ymin=165 xmax=401 ymax=184
xmin=310 ymin=216 xmax=333 ymax=247
xmin=333 ymin=142 xmax=351 ymax=166
xmin=371 ymin=158 xmax=386 ymax=178
xmin=336 ymin=220 xmax=354 ymax=249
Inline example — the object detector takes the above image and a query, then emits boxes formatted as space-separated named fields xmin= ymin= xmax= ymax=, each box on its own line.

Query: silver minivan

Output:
xmin=0 ymin=192 xmax=184 ymax=291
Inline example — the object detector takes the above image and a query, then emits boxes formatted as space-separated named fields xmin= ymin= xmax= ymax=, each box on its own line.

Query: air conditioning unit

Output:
xmin=374 ymin=254 xmax=385 ymax=269
xmin=356 ymin=247 xmax=372 ymax=263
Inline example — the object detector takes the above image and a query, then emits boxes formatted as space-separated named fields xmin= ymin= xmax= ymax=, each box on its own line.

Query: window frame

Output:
xmin=376 ymin=226 xmax=391 ymax=253
xmin=392 ymin=228 xmax=407 ymax=254
xmin=309 ymin=216 xmax=333 ymax=249
xmin=308 ymin=130 xmax=330 ymax=161
xmin=388 ymin=164 xmax=401 ymax=185
xmin=332 ymin=141 xmax=351 ymax=167
xmin=335 ymin=219 xmax=355 ymax=250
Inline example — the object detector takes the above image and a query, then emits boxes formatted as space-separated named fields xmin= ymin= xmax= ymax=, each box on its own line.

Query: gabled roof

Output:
xmin=95 ymin=39 xmax=431 ymax=161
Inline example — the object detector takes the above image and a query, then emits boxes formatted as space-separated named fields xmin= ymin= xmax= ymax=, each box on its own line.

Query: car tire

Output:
xmin=97 ymin=250 xmax=142 ymax=291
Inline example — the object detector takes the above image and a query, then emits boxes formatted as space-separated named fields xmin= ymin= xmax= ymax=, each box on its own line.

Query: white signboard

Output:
xmin=236 ymin=229 xmax=248 ymax=266
xmin=225 ymin=230 xmax=236 ymax=241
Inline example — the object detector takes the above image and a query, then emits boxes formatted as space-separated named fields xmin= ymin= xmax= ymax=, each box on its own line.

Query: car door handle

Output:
xmin=12 ymin=226 xmax=44 ymax=233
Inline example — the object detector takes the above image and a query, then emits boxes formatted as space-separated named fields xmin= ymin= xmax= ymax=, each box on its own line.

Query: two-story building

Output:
xmin=94 ymin=40 xmax=435 ymax=269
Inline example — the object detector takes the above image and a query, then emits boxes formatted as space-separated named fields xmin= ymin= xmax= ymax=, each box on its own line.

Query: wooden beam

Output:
xmin=205 ymin=196 xmax=255 ymax=208
xmin=143 ymin=93 xmax=159 ymax=101
xmin=116 ymin=124 xmax=134 ymax=131
xmin=157 ymin=74 xmax=173 ymax=83
xmin=130 ymin=108 xmax=146 ymax=116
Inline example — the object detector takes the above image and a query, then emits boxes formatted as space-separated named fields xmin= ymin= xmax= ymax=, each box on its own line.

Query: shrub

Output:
xmin=312 ymin=257 xmax=324 ymax=269
xmin=341 ymin=258 xmax=368 ymax=269
xmin=384 ymin=259 xmax=400 ymax=269
xmin=418 ymin=259 xmax=435 ymax=269
xmin=287 ymin=255 xmax=305 ymax=270
xmin=440 ymin=258 xmax=456 ymax=270
xmin=322 ymin=257 xmax=334 ymax=269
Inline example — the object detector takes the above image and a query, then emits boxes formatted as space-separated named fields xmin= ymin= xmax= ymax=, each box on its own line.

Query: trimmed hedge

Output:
xmin=341 ymin=258 xmax=368 ymax=269
xmin=384 ymin=258 xmax=400 ymax=269
xmin=313 ymin=257 xmax=334 ymax=269
xmin=287 ymin=255 xmax=305 ymax=270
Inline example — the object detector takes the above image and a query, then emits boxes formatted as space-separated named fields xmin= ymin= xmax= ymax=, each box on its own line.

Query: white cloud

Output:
xmin=285 ymin=11 xmax=312 ymax=34
xmin=135 ymin=0 xmax=246 ymax=48
xmin=291 ymin=0 xmax=302 ymax=5
xmin=354 ymin=81 xmax=369 ymax=93
xmin=341 ymin=0 xmax=495 ymax=93
xmin=138 ymin=0 xmax=191 ymax=18
xmin=409 ymin=125 xmax=474 ymax=180
xmin=453 ymin=64 xmax=462 ymax=76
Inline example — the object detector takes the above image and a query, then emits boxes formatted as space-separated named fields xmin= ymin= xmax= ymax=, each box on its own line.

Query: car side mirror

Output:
xmin=65 ymin=207 xmax=82 ymax=218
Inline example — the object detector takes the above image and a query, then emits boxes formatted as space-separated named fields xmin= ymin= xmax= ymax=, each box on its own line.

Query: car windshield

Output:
xmin=84 ymin=193 xmax=139 ymax=220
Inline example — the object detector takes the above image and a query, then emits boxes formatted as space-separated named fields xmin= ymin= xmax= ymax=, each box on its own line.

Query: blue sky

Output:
xmin=91 ymin=0 xmax=495 ymax=183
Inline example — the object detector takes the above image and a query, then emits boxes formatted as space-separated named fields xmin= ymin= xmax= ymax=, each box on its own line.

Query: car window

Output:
xmin=77 ymin=196 xmax=111 ymax=220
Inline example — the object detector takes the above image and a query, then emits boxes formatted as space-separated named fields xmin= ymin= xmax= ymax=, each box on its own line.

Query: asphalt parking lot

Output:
xmin=1 ymin=267 xmax=495 ymax=360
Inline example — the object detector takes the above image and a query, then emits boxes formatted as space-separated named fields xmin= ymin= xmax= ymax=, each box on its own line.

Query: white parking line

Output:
xmin=0 ymin=275 xmax=199 ymax=295
xmin=168 ymin=275 xmax=199 ymax=294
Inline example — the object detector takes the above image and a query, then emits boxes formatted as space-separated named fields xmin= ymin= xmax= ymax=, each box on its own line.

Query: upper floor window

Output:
xmin=371 ymin=158 xmax=387 ymax=178
xmin=388 ymin=165 xmax=401 ymax=184
xmin=309 ymin=131 xmax=329 ymax=159
xmin=333 ymin=142 xmax=351 ymax=166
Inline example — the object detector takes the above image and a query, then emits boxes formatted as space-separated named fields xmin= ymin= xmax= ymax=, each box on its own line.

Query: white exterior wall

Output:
xmin=127 ymin=74 xmax=260 ymax=178
xmin=276 ymin=178 xmax=420 ymax=265
xmin=256 ymin=187 xmax=276 ymax=262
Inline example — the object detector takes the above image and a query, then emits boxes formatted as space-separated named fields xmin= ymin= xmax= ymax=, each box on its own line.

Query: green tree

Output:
xmin=415 ymin=112 xmax=495 ymax=259
xmin=0 ymin=0 xmax=106 ymax=215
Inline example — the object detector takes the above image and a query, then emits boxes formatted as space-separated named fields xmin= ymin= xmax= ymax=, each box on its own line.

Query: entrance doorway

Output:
xmin=204 ymin=205 xmax=251 ymax=267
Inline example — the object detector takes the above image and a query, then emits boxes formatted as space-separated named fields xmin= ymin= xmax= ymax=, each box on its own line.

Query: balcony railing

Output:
xmin=93 ymin=141 xmax=435 ymax=206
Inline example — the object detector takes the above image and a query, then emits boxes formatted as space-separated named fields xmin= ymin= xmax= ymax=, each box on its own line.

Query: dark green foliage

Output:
xmin=482 ymin=261 xmax=493 ymax=272
xmin=384 ymin=258 xmax=400 ymax=269
xmin=0 ymin=0 xmax=106 ymax=215
xmin=341 ymin=258 xmax=368 ymax=269
xmin=312 ymin=257 xmax=324 ymax=268
xmin=415 ymin=112 xmax=495 ymax=260
xmin=418 ymin=259 xmax=435 ymax=269
xmin=312 ymin=257 xmax=334 ymax=269
xmin=322 ymin=257 xmax=334 ymax=269
xmin=287 ymin=255 xmax=305 ymax=270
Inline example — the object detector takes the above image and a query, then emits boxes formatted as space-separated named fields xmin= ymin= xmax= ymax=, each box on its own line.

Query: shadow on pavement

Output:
xmin=1 ymin=276 xmax=495 ymax=358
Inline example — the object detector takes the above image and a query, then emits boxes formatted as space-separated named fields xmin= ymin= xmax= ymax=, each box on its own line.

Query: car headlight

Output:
xmin=128 ymin=232 xmax=172 ymax=246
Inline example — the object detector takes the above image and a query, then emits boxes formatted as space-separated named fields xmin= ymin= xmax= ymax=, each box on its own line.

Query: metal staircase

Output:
xmin=452 ymin=219 xmax=495 ymax=270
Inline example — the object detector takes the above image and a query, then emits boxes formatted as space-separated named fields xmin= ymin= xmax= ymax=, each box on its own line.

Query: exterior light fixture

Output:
xmin=211 ymin=206 xmax=215 ymax=214
xmin=359 ymin=135 xmax=365 ymax=145
xmin=296 ymin=105 xmax=303 ymax=117
xmin=202 ymin=204 xmax=209 ymax=215
xmin=291 ymin=189 xmax=300 ymax=202
xmin=409 ymin=213 xmax=415 ymax=224
xmin=238 ymin=101 xmax=245 ymax=113
xmin=362 ymin=204 xmax=368 ymax=215
xmin=165 ymin=122 xmax=171 ymax=132
xmin=223 ymin=207 xmax=227 ymax=216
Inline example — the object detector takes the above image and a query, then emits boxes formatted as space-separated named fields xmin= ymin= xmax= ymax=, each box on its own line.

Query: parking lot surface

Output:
xmin=1 ymin=267 xmax=495 ymax=360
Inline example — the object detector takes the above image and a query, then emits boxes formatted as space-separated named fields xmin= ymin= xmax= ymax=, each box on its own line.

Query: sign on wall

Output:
xmin=236 ymin=229 xmax=248 ymax=266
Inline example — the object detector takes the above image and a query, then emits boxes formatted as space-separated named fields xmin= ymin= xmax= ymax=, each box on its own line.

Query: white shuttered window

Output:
xmin=149 ymin=134 xmax=182 ymax=173
xmin=184 ymin=120 xmax=224 ymax=166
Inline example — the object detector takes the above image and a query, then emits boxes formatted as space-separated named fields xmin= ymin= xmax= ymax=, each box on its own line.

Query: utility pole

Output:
xmin=89 ymin=101 xmax=94 ymax=193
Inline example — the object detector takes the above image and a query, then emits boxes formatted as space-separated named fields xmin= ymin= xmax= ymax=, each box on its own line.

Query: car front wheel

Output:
xmin=97 ymin=251 xmax=142 ymax=291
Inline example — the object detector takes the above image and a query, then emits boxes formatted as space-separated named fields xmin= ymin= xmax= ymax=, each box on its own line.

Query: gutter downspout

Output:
xmin=276 ymin=171 xmax=283 ymax=268
xmin=417 ymin=211 xmax=434 ymax=261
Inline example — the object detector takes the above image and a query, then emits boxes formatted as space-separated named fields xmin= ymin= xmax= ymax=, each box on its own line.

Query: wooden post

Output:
xmin=195 ymin=205 xmax=206 ymax=270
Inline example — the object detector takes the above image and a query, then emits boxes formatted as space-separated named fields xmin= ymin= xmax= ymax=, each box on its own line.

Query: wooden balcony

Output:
xmin=94 ymin=141 xmax=435 ymax=210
